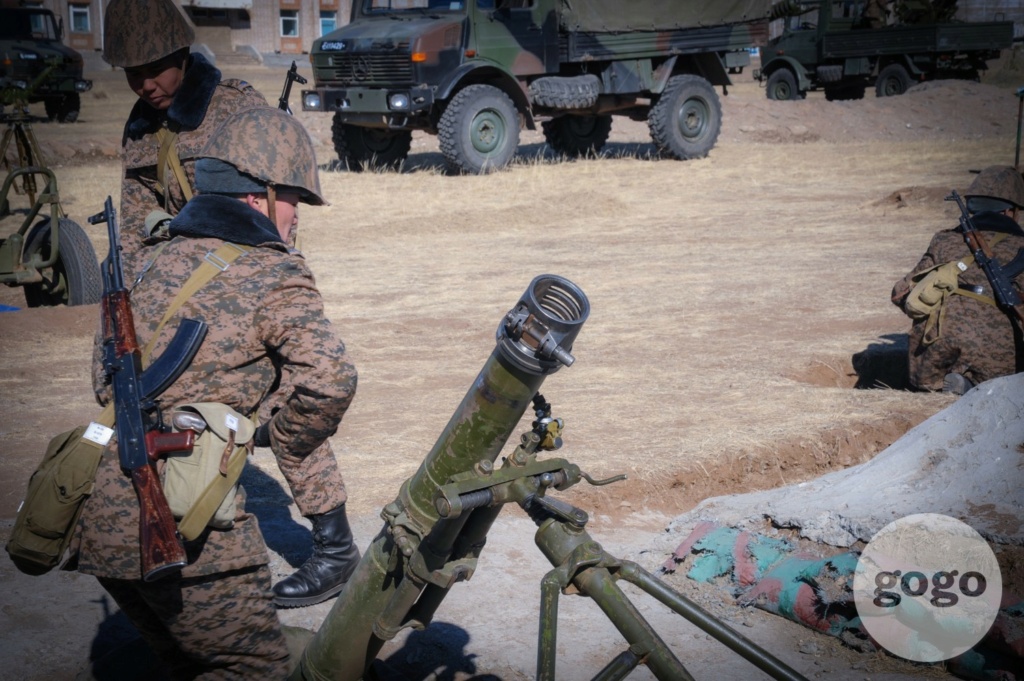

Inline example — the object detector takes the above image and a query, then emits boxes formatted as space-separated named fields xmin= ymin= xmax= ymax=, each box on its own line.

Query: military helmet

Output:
xmin=102 ymin=0 xmax=195 ymax=68
xmin=964 ymin=165 xmax=1024 ymax=214
xmin=197 ymin=107 xmax=327 ymax=206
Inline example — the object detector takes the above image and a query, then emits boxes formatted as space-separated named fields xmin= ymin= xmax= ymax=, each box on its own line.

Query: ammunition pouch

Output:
xmin=163 ymin=402 xmax=255 ymax=541
xmin=905 ymin=246 xmax=1001 ymax=346
xmin=5 ymin=407 xmax=113 ymax=575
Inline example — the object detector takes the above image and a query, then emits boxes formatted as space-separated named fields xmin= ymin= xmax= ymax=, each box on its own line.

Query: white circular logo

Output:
xmin=853 ymin=513 xmax=1002 ymax=662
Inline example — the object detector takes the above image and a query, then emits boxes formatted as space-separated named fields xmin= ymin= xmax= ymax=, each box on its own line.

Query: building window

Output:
xmin=320 ymin=10 xmax=337 ymax=36
xmin=280 ymin=9 xmax=299 ymax=37
xmin=69 ymin=4 xmax=90 ymax=33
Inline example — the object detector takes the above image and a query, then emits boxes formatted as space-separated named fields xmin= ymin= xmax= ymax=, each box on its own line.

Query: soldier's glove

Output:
xmin=253 ymin=422 xmax=271 ymax=448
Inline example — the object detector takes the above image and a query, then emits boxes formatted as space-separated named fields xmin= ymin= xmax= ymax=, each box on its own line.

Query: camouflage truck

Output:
xmin=0 ymin=6 xmax=92 ymax=122
xmin=754 ymin=1 xmax=1013 ymax=101
xmin=300 ymin=0 xmax=770 ymax=173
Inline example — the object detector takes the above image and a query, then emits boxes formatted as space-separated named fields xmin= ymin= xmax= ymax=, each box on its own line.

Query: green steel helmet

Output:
xmin=198 ymin=106 xmax=327 ymax=206
xmin=102 ymin=0 xmax=195 ymax=68
xmin=964 ymin=165 xmax=1024 ymax=214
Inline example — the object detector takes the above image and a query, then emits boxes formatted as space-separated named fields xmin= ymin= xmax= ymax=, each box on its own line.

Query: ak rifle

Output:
xmin=278 ymin=61 xmax=307 ymax=114
xmin=90 ymin=196 xmax=207 ymax=581
xmin=946 ymin=190 xmax=1024 ymax=329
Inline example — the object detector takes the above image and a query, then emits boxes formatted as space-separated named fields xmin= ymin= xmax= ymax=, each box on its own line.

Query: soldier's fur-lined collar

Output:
xmin=169 ymin=194 xmax=287 ymax=249
xmin=125 ymin=53 xmax=221 ymax=138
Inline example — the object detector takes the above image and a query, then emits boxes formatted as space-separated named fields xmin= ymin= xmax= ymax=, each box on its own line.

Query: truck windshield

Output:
xmin=0 ymin=10 xmax=60 ymax=41
xmin=363 ymin=0 xmax=466 ymax=13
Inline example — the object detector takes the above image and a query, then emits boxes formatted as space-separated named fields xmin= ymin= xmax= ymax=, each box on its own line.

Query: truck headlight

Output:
xmin=75 ymin=79 xmax=92 ymax=92
xmin=303 ymin=92 xmax=322 ymax=111
xmin=388 ymin=92 xmax=410 ymax=110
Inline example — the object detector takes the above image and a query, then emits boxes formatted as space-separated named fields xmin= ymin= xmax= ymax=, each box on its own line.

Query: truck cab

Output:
xmin=0 ymin=7 xmax=92 ymax=122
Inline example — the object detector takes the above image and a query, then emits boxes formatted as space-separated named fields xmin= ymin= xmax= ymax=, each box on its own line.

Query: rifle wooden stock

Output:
xmin=131 ymin=463 xmax=188 ymax=581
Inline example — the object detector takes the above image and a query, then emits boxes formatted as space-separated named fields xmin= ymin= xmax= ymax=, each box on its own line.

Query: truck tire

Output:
xmin=875 ymin=64 xmax=912 ymax=97
xmin=438 ymin=84 xmax=520 ymax=174
xmin=765 ymin=69 xmax=802 ymax=101
xmin=22 ymin=217 xmax=102 ymax=307
xmin=542 ymin=115 xmax=612 ymax=157
xmin=331 ymin=115 xmax=411 ymax=172
xmin=648 ymin=74 xmax=721 ymax=160
xmin=528 ymin=75 xmax=601 ymax=109
xmin=44 ymin=94 xmax=80 ymax=123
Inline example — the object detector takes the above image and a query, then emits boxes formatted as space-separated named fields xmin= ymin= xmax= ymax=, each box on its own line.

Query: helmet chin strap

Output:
xmin=266 ymin=184 xmax=277 ymax=227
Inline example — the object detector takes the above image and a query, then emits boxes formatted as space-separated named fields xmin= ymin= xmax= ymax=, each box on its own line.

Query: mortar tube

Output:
xmin=294 ymin=275 xmax=589 ymax=681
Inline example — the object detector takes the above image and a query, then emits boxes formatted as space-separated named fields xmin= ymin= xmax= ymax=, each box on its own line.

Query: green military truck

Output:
xmin=0 ymin=6 xmax=92 ymax=122
xmin=754 ymin=1 xmax=1014 ymax=101
xmin=300 ymin=0 xmax=770 ymax=173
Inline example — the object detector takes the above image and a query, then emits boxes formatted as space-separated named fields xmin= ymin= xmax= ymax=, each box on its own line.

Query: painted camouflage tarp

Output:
xmin=556 ymin=0 xmax=772 ymax=32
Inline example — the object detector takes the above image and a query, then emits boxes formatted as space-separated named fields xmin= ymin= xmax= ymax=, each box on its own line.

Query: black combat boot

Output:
xmin=273 ymin=504 xmax=361 ymax=608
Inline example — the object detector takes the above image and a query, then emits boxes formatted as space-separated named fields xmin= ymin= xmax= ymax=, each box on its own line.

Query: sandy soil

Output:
xmin=1 ymin=48 xmax=1022 ymax=680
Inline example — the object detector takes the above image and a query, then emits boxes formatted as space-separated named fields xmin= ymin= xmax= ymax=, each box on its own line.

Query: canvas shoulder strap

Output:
xmin=155 ymin=127 xmax=194 ymax=209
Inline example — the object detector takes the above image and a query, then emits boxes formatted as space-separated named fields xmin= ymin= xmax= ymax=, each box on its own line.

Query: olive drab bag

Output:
xmin=5 ymin=243 xmax=251 ymax=576
xmin=4 ymin=406 xmax=113 ymax=575
xmin=905 ymin=234 xmax=1006 ymax=345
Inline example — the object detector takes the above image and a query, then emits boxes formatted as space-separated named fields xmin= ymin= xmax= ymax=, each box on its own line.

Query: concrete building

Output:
xmin=2 ymin=0 xmax=353 ymax=63
xmin=3 ymin=0 xmax=1022 ymax=64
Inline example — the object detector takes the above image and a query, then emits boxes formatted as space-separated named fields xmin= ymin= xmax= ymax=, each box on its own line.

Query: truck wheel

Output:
xmin=44 ymin=94 xmax=81 ymax=123
xmin=22 ymin=217 xmax=102 ymax=307
xmin=875 ymin=64 xmax=911 ymax=97
xmin=331 ymin=116 xmax=411 ymax=172
xmin=648 ymin=74 xmax=721 ymax=160
xmin=528 ymin=75 xmax=601 ymax=109
xmin=765 ymin=69 xmax=802 ymax=101
xmin=439 ymin=84 xmax=519 ymax=174
xmin=542 ymin=115 xmax=612 ymax=157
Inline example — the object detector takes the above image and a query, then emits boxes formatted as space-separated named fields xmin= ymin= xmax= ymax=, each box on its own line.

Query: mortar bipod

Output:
xmin=435 ymin=396 xmax=808 ymax=681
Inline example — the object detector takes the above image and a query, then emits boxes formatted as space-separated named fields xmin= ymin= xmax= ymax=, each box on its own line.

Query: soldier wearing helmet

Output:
xmin=76 ymin=107 xmax=357 ymax=678
xmin=102 ymin=0 xmax=268 ymax=281
xmin=103 ymin=0 xmax=361 ymax=610
xmin=892 ymin=165 xmax=1024 ymax=395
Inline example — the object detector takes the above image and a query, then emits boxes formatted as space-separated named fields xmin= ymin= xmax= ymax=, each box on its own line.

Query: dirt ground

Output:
xmin=1 ymin=48 xmax=1023 ymax=680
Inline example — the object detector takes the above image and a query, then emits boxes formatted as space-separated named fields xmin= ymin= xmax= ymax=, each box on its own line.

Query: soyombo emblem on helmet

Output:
xmin=102 ymin=0 xmax=195 ymax=68
xmin=198 ymin=107 xmax=327 ymax=206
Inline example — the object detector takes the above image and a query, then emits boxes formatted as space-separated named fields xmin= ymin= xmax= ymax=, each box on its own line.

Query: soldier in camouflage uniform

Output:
xmin=76 ymin=106 xmax=356 ymax=678
xmin=892 ymin=165 xmax=1024 ymax=394
xmin=103 ymin=0 xmax=362 ymax=608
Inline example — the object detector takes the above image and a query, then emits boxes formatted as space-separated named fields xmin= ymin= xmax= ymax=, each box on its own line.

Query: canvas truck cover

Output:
xmin=556 ymin=0 xmax=772 ymax=32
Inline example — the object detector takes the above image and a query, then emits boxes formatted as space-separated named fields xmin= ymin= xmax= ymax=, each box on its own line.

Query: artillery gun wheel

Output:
xmin=330 ymin=116 xmax=411 ymax=172
xmin=22 ymin=217 xmax=101 ymax=307
xmin=44 ymin=94 xmax=81 ymax=123
xmin=648 ymin=74 xmax=721 ymax=160
xmin=765 ymin=69 xmax=803 ymax=101
xmin=542 ymin=115 xmax=612 ymax=157
xmin=439 ymin=84 xmax=519 ymax=175
xmin=875 ymin=64 xmax=912 ymax=97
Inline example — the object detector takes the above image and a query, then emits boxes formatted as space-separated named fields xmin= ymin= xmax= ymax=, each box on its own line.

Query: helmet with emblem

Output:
xmin=194 ymin=106 xmax=328 ymax=206
xmin=964 ymin=165 xmax=1024 ymax=214
xmin=102 ymin=0 xmax=195 ymax=69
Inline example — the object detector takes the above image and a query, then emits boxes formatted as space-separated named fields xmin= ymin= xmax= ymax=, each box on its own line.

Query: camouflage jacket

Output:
xmin=118 ymin=53 xmax=267 ymax=282
xmin=77 ymin=194 xmax=358 ymax=580
xmin=891 ymin=212 xmax=1024 ymax=390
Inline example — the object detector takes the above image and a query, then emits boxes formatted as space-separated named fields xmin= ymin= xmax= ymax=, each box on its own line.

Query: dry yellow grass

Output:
xmin=0 ymin=63 xmax=1016 ymax=521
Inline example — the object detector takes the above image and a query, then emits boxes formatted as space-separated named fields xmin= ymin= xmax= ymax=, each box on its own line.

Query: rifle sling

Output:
xmin=155 ymin=127 xmax=194 ymax=210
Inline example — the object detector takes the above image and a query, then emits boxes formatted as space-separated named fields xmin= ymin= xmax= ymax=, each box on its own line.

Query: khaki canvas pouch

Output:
xmin=163 ymin=402 xmax=255 ymax=540
xmin=5 ymin=405 xmax=113 ymax=575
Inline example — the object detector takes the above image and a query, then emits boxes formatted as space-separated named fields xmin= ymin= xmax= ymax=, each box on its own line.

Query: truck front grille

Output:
xmin=327 ymin=53 xmax=413 ymax=85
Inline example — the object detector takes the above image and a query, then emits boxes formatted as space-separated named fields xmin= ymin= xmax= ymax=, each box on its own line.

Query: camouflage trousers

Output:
xmin=98 ymin=565 xmax=290 ymax=680
xmin=270 ymin=438 xmax=348 ymax=517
